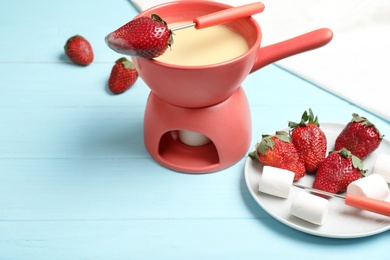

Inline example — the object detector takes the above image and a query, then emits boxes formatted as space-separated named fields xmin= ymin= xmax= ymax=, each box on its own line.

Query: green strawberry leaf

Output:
xmin=258 ymin=135 xmax=274 ymax=154
xmin=338 ymin=148 xmax=365 ymax=172
xmin=351 ymin=113 xmax=366 ymax=123
xmin=288 ymin=121 xmax=299 ymax=128
xmin=301 ymin=110 xmax=309 ymax=123
xmin=248 ymin=150 xmax=257 ymax=160
xmin=122 ymin=60 xmax=134 ymax=70
xmin=288 ymin=108 xmax=320 ymax=128
xmin=338 ymin=148 xmax=352 ymax=158
xmin=151 ymin=13 xmax=167 ymax=25
xmin=116 ymin=57 xmax=134 ymax=70
xmin=351 ymin=154 xmax=364 ymax=171
xmin=274 ymin=131 xmax=291 ymax=143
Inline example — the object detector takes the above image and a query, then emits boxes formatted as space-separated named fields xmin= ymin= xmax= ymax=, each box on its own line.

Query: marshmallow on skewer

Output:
xmin=258 ymin=166 xmax=295 ymax=199
xmin=372 ymin=153 xmax=390 ymax=183
xmin=347 ymin=173 xmax=389 ymax=200
xmin=291 ymin=191 xmax=330 ymax=225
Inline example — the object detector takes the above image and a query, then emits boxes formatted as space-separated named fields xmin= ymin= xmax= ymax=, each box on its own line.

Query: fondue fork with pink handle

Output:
xmin=169 ymin=2 xmax=265 ymax=31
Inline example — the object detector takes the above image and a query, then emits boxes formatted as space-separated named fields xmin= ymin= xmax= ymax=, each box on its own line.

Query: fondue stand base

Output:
xmin=144 ymin=87 xmax=252 ymax=173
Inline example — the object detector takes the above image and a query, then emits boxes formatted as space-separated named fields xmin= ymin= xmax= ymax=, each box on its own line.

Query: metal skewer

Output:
xmin=293 ymin=183 xmax=346 ymax=199
xmin=292 ymin=183 xmax=390 ymax=217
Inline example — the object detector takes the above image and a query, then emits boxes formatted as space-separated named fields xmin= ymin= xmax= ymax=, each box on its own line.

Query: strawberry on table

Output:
xmin=249 ymin=131 xmax=306 ymax=181
xmin=335 ymin=113 xmax=383 ymax=159
xmin=64 ymin=35 xmax=94 ymax=66
xmin=105 ymin=14 xmax=173 ymax=59
xmin=288 ymin=108 xmax=327 ymax=173
xmin=108 ymin=57 xmax=138 ymax=94
xmin=313 ymin=148 xmax=365 ymax=194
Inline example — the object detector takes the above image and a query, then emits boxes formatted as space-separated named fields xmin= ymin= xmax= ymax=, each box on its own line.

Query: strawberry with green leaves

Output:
xmin=108 ymin=57 xmax=138 ymax=94
xmin=335 ymin=113 xmax=383 ymax=159
xmin=249 ymin=131 xmax=306 ymax=181
xmin=105 ymin=14 xmax=173 ymax=59
xmin=288 ymin=108 xmax=327 ymax=173
xmin=313 ymin=148 xmax=365 ymax=194
xmin=64 ymin=35 xmax=94 ymax=66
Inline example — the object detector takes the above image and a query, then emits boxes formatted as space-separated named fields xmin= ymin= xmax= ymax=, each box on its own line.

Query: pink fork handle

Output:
xmin=194 ymin=2 xmax=265 ymax=29
xmin=345 ymin=193 xmax=390 ymax=217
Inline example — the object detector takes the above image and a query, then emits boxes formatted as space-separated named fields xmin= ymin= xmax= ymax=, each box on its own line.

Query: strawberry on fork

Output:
xmin=105 ymin=14 xmax=173 ymax=59
xmin=105 ymin=3 xmax=265 ymax=59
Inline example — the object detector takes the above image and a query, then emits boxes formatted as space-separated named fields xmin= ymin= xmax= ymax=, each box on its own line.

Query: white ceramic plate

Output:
xmin=245 ymin=122 xmax=390 ymax=238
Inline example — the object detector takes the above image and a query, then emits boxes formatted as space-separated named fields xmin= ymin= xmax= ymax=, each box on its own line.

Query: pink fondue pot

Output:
xmin=132 ymin=1 xmax=333 ymax=173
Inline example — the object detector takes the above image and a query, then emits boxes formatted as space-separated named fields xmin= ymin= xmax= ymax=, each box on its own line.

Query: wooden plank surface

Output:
xmin=1 ymin=0 xmax=389 ymax=259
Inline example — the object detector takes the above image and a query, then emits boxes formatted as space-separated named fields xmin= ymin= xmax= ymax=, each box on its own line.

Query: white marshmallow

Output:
xmin=372 ymin=153 xmax=390 ymax=183
xmin=258 ymin=166 xmax=295 ymax=198
xmin=347 ymin=173 xmax=389 ymax=200
xmin=291 ymin=191 xmax=329 ymax=225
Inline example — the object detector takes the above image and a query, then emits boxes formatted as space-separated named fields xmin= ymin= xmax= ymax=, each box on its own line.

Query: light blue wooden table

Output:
xmin=1 ymin=1 xmax=389 ymax=259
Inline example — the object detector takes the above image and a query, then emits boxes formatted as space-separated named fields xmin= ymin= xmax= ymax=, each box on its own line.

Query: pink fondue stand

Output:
xmin=133 ymin=1 xmax=333 ymax=173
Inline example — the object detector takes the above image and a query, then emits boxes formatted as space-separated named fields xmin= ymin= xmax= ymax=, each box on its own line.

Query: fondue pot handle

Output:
xmin=250 ymin=28 xmax=333 ymax=73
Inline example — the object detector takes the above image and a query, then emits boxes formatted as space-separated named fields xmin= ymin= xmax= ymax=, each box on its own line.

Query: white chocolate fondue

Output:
xmin=154 ymin=25 xmax=249 ymax=66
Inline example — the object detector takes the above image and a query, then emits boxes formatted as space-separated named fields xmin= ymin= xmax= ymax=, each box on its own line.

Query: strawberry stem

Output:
xmin=288 ymin=108 xmax=319 ymax=128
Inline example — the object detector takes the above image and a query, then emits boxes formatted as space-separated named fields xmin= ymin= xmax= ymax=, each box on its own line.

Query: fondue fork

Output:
xmin=170 ymin=2 xmax=265 ymax=32
xmin=293 ymin=183 xmax=390 ymax=217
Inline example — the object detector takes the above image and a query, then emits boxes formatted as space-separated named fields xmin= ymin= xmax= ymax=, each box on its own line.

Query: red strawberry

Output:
xmin=249 ymin=131 xmax=306 ymax=181
xmin=105 ymin=14 xmax=173 ymax=59
xmin=64 ymin=35 xmax=94 ymax=66
xmin=335 ymin=113 xmax=383 ymax=159
xmin=108 ymin=57 xmax=138 ymax=94
xmin=288 ymin=108 xmax=327 ymax=173
xmin=313 ymin=148 xmax=365 ymax=194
